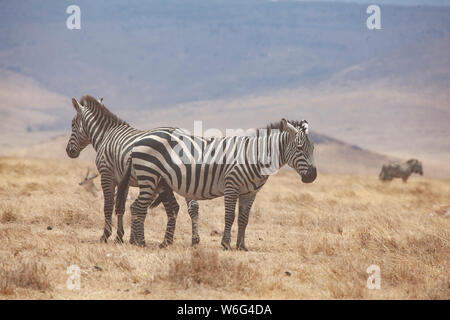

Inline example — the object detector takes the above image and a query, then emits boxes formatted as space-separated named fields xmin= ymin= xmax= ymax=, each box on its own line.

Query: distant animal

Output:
xmin=79 ymin=169 xmax=99 ymax=197
xmin=116 ymin=118 xmax=317 ymax=250
xmin=66 ymin=95 xmax=200 ymax=247
xmin=379 ymin=159 xmax=423 ymax=182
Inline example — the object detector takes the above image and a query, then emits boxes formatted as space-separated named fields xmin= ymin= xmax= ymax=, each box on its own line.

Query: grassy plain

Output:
xmin=0 ymin=157 xmax=449 ymax=299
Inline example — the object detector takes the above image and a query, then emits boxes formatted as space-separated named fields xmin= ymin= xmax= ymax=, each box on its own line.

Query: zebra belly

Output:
xmin=167 ymin=179 xmax=225 ymax=200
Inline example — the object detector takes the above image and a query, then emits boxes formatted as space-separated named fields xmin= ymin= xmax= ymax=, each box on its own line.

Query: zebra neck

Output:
xmin=85 ymin=114 xmax=124 ymax=151
xmin=277 ymin=131 xmax=289 ymax=168
xmin=255 ymin=132 xmax=288 ymax=171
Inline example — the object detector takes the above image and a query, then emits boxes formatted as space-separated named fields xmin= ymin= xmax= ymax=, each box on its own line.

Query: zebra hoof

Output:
xmin=159 ymin=240 xmax=172 ymax=249
xmin=130 ymin=238 xmax=146 ymax=247
xmin=221 ymin=240 xmax=232 ymax=251
xmin=191 ymin=237 xmax=200 ymax=246
xmin=100 ymin=235 xmax=108 ymax=243
xmin=114 ymin=236 xmax=124 ymax=244
xmin=137 ymin=241 xmax=146 ymax=247
xmin=236 ymin=244 xmax=248 ymax=252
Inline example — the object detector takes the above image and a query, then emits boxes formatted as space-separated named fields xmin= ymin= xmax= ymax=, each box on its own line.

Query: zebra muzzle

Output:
xmin=301 ymin=166 xmax=317 ymax=183
xmin=66 ymin=146 xmax=78 ymax=158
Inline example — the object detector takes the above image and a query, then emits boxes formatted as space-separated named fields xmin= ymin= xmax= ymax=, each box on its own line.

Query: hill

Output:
xmin=1 ymin=1 xmax=449 ymax=107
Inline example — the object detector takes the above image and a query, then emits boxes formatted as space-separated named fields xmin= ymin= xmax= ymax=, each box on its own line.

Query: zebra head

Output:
xmin=66 ymin=98 xmax=90 ymax=158
xmin=407 ymin=159 xmax=423 ymax=175
xmin=281 ymin=118 xmax=317 ymax=183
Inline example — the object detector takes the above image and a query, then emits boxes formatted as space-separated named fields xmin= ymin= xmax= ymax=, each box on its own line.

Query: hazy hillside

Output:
xmin=1 ymin=1 xmax=449 ymax=109
xmin=0 ymin=70 xmax=70 ymax=152
xmin=3 ymin=131 xmax=424 ymax=178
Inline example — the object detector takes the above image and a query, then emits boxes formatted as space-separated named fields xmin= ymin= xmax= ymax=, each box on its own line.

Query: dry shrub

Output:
xmin=423 ymin=280 xmax=450 ymax=300
xmin=0 ymin=203 xmax=18 ymax=223
xmin=356 ymin=225 xmax=403 ymax=254
xmin=323 ymin=258 xmax=367 ymax=299
xmin=382 ymin=261 xmax=422 ymax=288
xmin=114 ymin=258 xmax=133 ymax=272
xmin=58 ymin=208 xmax=95 ymax=228
xmin=312 ymin=237 xmax=338 ymax=256
xmin=161 ymin=248 xmax=260 ymax=291
xmin=406 ymin=233 xmax=449 ymax=265
xmin=0 ymin=257 xmax=51 ymax=294
xmin=314 ymin=216 xmax=344 ymax=234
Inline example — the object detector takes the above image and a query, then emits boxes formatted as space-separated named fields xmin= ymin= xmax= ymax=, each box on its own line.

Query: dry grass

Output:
xmin=0 ymin=156 xmax=449 ymax=299
xmin=0 ymin=203 xmax=18 ymax=223
xmin=0 ymin=257 xmax=51 ymax=295
xmin=156 ymin=248 xmax=260 ymax=292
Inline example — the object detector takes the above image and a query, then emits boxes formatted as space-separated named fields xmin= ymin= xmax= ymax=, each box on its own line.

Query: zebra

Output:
xmin=379 ymin=159 xmax=423 ymax=182
xmin=116 ymin=118 xmax=317 ymax=250
xmin=65 ymin=95 xmax=200 ymax=246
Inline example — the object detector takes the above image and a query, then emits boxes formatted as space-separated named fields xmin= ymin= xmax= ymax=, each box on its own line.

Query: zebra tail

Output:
xmin=116 ymin=158 xmax=132 ymax=212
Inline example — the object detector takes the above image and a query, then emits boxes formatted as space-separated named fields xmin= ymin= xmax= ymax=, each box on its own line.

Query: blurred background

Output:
xmin=0 ymin=0 xmax=449 ymax=177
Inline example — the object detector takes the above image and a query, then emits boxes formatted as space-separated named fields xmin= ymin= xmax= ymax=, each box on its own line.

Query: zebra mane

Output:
xmin=263 ymin=119 xmax=308 ymax=135
xmin=79 ymin=95 xmax=129 ymax=126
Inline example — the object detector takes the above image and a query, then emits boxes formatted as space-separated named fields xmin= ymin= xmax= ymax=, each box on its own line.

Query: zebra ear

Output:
xmin=72 ymin=98 xmax=82 ymax=114
xmin=281 ymin=118 xmax=298 ymax=135
xmin=301 ymin=121 xmax=309 ymax=134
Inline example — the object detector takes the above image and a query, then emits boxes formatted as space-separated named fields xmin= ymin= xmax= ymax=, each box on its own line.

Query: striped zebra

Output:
xmin=65 ymin=95 xmax=200 ymax=246
xmin=117 ymin=118 xmax=317 ymax=250
xmin=379 ymin=159 xmax=423 ymax=182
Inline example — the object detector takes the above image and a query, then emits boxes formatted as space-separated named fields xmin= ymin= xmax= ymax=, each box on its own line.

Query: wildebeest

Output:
xmin=379 ymin=159 xmax=423 ymax=182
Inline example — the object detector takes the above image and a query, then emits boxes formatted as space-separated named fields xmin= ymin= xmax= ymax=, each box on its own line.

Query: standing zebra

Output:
xmin=379 ymin=159 xmax=423 ymax=182
xmin=117 ymin=119 xmax=317 ymax=250
xmin=65 ymin=95 xmax=200 ymax=246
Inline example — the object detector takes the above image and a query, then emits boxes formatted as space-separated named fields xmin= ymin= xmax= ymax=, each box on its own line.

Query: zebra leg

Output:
xmin=159 ymin=190 xmax=180 ymax=248
xmin=186 ymin=199 xmax=200 ymax=246
xmin=236 ymin=193 xmax=256 ymax=251
xmin=99 ymin=174 xmax=115 ymax=243
xmin=130 ymin=184 xmax=157 ymax=247
xmin=402 ymin=173 xmax=410 ymax=182
xmin=221 ymin=188 xmax=239 ymax=250
xmin=114 ymin=184 xmax=129 ymax=244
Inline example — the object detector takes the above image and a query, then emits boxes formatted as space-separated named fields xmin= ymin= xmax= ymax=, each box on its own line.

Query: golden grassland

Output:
xmin=0 ymin=156 xmax=449 ymax=299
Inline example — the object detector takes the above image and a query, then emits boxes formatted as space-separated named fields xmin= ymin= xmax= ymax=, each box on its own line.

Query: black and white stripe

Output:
xmin=117 ymin=118 xmax=317 ymax=250
xmin=66 ymin=95 xmax=200 ymax=246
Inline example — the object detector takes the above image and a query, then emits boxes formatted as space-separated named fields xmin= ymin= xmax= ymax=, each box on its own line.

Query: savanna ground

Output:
xmin=0 ymin=156 xmax=449 ymax=299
